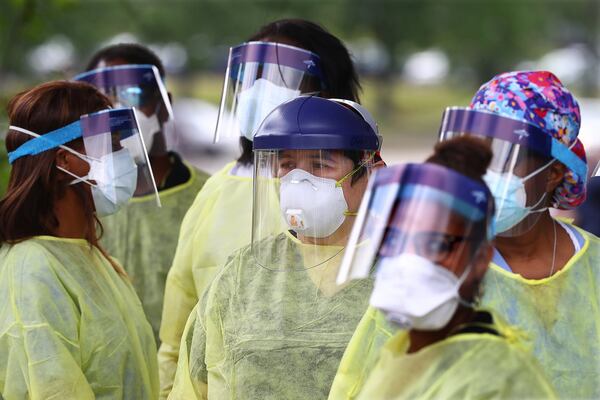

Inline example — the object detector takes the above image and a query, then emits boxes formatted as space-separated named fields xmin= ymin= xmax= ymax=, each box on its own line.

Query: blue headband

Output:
xmin=8 ymin=121 xmax=82 ymax=164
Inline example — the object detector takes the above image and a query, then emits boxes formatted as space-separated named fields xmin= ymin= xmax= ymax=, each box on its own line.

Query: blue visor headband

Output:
xmin=370 ymin=163 xmax=495 ymax=239
xmin=373 ymin=163 xmax=493 ymax=221
xmin=440 ymin=107 xmax=588 ymax=179
xmin=8 ymin=108 xmax=138 ymax=164
xmin=74 ymin=64 xmax=163 ymax=88
xmin=229 ymin=42 xmax=325 ymax=88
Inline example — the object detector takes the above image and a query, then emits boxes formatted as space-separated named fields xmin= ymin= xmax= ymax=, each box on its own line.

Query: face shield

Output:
xmin=337 ymin=164 xmax=494 ymax=330
xmin=9 ymin=108 xmax=160 ymax=216
xmin=74 ymin=64 xmax=174 ymax=152
xmin=253 ymin=148 xmax=376 ymax=271
xmin=337 ymin=163 xmax=494 ymax=286
xmin=251 ymin=96 xmax=381 ymax=272
xmin=214 ymin=41 xmax=325 ymax=142
xmin=439 ymin=107 xmax=588 ymax=236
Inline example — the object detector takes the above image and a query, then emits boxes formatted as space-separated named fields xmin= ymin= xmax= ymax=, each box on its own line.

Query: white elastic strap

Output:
xmin=521 ymin=158 xmax=556 ymax=183
xmin=453 ymin=261 xmax=476 ymax=308
xmin=56 ymin=165 xmax=96 ymax=187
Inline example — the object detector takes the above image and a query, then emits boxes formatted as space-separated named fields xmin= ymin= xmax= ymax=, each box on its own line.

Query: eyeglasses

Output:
xmin=380 ymin=228 xmax=472 ymax=263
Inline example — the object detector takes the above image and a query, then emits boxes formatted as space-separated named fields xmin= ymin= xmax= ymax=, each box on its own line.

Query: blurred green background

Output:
xmin=1 ymin=0 xmax=599 ymax=194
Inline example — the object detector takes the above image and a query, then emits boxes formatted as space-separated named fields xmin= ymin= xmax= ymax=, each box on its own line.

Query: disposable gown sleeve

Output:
xmin=169 ymin=251 xmax=236 ymax=400
xmin=167 ymin=304 xmax=206 ymax=399
xmin=158 ymin=192 xmax=206 ymax=398
xmin=0 ymin=246 xmax=95 ymax=399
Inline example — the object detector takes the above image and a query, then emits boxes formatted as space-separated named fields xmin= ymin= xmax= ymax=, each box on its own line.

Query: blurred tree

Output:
xmin=1 ymin=0 xmax=597 ymax=81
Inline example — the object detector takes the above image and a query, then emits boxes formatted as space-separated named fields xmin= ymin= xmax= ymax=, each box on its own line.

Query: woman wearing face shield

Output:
xmin=331 ymin=70 xmax=598 ymax=400
xmin=334 ymin=136 xmax=556 ymax=399
xmin=158 ymin=18 xmax=367 ymax=398
xmin=439 ymin=71 xmax=598 ymax=398
xmin=167 ymin=96 xmax=385 ymax=399
xmin=0 ymin=81 xmax=159 ymax=399
xmin=75 ymin=43 xmax=211 ymax=344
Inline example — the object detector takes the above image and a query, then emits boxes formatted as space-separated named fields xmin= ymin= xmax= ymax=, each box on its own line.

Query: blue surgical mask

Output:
xmin=484 ymin=160 xmax=554 ymax=233
xmin=57 ymin=148 xmax=138 ymax=217
xmin=236 ymin=78 xmax=301 ymax=141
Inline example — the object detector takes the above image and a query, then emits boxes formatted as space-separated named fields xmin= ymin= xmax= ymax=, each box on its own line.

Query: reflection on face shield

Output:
xmin=381 ymin=228 xmax=472 ymax=265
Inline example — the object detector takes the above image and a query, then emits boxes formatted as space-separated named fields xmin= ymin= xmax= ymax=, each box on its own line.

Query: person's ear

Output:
xmin=55 ymin=148 xmax=71 ymax=171
xmin=372 ymin=160 xmax=386 ymax=171
xmin=546 ymin=161 xmax=566 ymax=193
xmin=55 ymin=149 xmax=88 ymax=181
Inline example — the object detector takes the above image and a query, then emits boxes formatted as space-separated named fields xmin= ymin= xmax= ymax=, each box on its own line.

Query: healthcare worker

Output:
xmin=74 ymin=44 xmax=210 ymax=343
xmin=440 ymin=70 xmax=598 ymax=398
xmin=158 ymin=18 xmax=365 ymax=397
xmin=330 ymin=70 xmax=599 ymax=400
xmin=335 ymin=136 xmax=556 ymax=399
xmin=168 ymin=95 xmax=384 ymax=399
xmin=0 ymin=81 xmax=159 ymax=399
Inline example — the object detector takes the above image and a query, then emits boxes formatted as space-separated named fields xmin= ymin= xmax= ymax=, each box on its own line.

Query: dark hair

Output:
xmin=85 ymin=43 xmax=165 ymax=77
xmin=0 ymin=81 xmax=124 ymax=273
xmin=426 ymin=136 xmax=492 ymax=183
xmin=426 ymin=136 xmax=494 ymax=240
xmin=239 ymin=18 xmax=362 ymax=165
xmin=342 ymin=150 xmax=375 ymax=184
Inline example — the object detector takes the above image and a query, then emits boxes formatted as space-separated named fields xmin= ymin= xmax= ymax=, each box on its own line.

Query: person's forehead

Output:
xmin=280 ymin=149 xmax=340 ymax=160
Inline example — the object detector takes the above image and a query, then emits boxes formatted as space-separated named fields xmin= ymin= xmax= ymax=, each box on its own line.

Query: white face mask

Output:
xmin=135 ymin=111 xmax=161 ymax=151
xmin=483 ymin=160 xmax=553 ymax=233
xmin=370 ymin=253 xmax=470 ymax=331
xmin=58 ymin=148 xmax=138 ymax=217
xmin=236 ymin=78 xmax=301 ymax=141
xmin=279 ymin=168 xmax=349 ymax=238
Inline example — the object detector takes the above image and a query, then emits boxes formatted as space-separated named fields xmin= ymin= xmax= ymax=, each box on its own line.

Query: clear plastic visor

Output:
xmin=337 ymin=165 xmax=492 ymax=284
xmin=74 ymin=65 xmax=175 ymax=150
xmin=439 ymin=107 xmax=558 ymax=236
xmin=214 ymin=41 xmax=324 ymax=142
xmin=252 ymin=148 xmax=375 ymax=271
xmin=80 ymin=108 xmax=160 ymax=206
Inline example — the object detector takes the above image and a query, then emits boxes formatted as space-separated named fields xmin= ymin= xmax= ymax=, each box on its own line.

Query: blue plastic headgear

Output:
xmin=253 ymin=96 xmax=381 ymax=151
xmin=8 ymin=122 xmax=82 ymax=164
xmin=440 ymin=107 xmax=588 ymax=180
xmin=229 ymin=41 xmax=325 ymax=89
xmin=371 ymin=163 xmax=496 ymax=240
xmin=8 ymin=108 xmax=137 ymax=164
xmin=74 ymin=64 xmax=164 ymax=88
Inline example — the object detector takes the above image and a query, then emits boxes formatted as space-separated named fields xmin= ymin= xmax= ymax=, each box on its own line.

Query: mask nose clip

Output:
xmin=290 ymin=177 xmax=318 ymax=191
